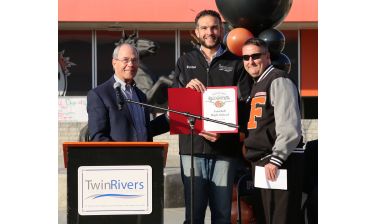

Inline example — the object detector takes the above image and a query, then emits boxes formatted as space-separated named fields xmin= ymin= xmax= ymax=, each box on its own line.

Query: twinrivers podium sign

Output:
xmin=64 ymin=142 xmax=166 ymax=223
xmin=78 ymin=165 xmax=152 ymax=215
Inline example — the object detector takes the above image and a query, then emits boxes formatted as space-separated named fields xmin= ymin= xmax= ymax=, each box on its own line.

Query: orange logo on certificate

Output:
xmin=214 ymin=100 xmax=225 ymax=108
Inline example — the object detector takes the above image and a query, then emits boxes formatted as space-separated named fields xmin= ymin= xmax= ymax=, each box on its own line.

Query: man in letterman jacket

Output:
xmin=242 ymin=38 xmax=304 ymax=224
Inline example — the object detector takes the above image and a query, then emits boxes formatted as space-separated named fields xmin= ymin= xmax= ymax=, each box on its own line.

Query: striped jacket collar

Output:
xmin=255 ymin=65 xmax=274 ymax=83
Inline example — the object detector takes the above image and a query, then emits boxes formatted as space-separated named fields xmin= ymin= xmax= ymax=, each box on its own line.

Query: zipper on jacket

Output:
xmin=206 ymin=49 xmax=222 ymax=87
xmin=206 ymin=67 xmax=209 ymax=87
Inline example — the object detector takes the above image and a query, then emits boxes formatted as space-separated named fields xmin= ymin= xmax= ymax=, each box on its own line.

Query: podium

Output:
xmin=63 ymin=142 xmax=168 ymax=224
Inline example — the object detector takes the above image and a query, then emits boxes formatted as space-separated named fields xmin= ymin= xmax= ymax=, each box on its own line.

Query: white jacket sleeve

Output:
xmin=269 ymin=77 xmax=302 ymax=166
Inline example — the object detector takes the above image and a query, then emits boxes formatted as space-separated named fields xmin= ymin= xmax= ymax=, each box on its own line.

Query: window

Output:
xmin=138 ymin=30 xmax=175 ymax=79
xmin=57 ymin=29 xmax=302 ymax=100
xmin=180 ymin=30 xmax=198 ymax=56
xmin=96 ymin=30 xmax=124 ymax=85
xmin=58 ymin=31 xmax=92 ymax=96
xmin=301 ymin=97 xmax=318 ymax=119
xmin=281 ymin=30 xmax=299 ymax=87
xmin=137 ymin=30 xmax=176 ymax=110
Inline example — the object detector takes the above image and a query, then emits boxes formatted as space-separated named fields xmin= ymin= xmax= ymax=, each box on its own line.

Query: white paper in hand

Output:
xmin=254 ymin=166 xmax=288 ymax=190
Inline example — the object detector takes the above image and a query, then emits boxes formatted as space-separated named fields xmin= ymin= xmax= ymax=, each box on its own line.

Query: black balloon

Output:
xmin=258 ymin=28 xmax=285 ymax=56
xmin=215 ymin=0 xmax=293 ymax=35
xmin=272 ymin=53 xmax=291 ymax=74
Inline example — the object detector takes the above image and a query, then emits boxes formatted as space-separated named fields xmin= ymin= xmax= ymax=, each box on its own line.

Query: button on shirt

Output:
xmin=114 ymin=75 xmax=148 ymax=141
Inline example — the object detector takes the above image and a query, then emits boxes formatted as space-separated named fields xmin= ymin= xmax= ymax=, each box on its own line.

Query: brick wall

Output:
xmin=58 ymin=122 xmax=87 ymax=169
xmin=301 ymin=119 xmax=318 ymax=142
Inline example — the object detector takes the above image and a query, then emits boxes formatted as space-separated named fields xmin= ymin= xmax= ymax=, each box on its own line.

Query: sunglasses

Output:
xmin=242 ymin=53 xmax=264 ymax=61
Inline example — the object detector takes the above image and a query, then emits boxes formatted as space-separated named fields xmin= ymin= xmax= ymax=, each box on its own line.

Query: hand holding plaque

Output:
xmin=168 ymin=86 xmax=238 ymax=134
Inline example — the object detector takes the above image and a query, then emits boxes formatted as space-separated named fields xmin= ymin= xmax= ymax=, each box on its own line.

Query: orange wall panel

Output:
xmin=59 ymin=0 xmax=217 ymax=22
xmin=300 ymin=29 xmax=318 ymax=96
xmin=58 ymin=0 xmax=317 ymax=23
xmin=287 ymin=0 xmax=318 ymax=22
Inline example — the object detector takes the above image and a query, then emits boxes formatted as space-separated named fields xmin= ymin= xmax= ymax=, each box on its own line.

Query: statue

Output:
xmin=58 ymin=50 xmax=76 ymax=96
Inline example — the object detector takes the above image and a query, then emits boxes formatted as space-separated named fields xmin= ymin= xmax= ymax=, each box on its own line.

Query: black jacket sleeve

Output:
xmin=87 ymin=90 xmax=113 ymax=141
xmin=150 ymin=113 xmax=170 ymax=137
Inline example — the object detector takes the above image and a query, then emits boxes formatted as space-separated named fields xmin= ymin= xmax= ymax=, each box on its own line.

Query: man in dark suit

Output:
xmin=87 ymin=43 xmax=169 ymax=141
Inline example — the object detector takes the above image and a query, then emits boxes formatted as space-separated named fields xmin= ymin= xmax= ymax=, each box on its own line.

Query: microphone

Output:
xmin=113 ymin=82 xmax=124 ymax=110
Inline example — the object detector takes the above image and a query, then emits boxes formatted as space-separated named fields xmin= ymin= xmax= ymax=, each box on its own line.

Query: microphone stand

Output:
xmin=123 ymin=98 xmax=238 ymax=128
xmin=123 ymin=98 xmax=238 ymax=224
xmin=187 ymin=116 xmax=196 ymax=224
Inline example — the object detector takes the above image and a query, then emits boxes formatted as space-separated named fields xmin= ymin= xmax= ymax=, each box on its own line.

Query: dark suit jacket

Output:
xmin=87 ymin=76 xmax=169 ymax=141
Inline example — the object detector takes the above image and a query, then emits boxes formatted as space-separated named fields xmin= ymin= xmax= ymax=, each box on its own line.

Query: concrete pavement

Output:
xmin=58 ymin=207 xmax=212 ymax=224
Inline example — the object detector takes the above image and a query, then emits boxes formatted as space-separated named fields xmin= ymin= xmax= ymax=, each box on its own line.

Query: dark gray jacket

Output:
xmin=174 ymin=45 xmax=252 ymax=157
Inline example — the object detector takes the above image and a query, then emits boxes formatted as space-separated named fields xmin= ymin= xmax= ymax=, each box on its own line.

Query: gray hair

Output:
xmin=112 ymin=43 xmax=139 ymax=59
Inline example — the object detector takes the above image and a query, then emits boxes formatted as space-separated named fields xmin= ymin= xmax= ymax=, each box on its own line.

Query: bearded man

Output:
xmin=173 ymin=9 xmax=252 ymax=224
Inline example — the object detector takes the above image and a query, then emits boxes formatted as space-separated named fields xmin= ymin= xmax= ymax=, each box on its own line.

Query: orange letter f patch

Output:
xmin=247 ymin=96 xmax=266 ymax=129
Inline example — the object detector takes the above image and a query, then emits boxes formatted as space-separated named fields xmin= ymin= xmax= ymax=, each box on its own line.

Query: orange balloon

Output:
xmin=226 ymin=28 xmax=254 ymax=56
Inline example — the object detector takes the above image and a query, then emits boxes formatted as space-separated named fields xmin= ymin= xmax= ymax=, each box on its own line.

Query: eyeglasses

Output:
xmin=242 ymin=53 xmax=264 ymax=61
xmin=115 ymin=58 xmax=138 ymax=64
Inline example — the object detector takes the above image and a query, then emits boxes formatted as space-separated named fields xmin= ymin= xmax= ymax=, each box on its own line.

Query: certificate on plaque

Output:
xmin=168 ymin=86 xmax=238 ymax=134
xmin=202 ymin=87 xmax=238 ymax=133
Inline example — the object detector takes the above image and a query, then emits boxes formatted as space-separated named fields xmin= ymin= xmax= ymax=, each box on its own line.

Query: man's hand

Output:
xmin=186 ymin=78 xmax=206 ymax=92
xmin=199 ymin=131 xmax=221 ymax=142
xmin=264 ymin=163 xmax=279 ymax=181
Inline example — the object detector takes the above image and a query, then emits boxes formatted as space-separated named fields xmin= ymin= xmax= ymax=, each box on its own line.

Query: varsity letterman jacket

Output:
xmin=244 ymin=65 xmax=303 ymax=167
xmin=174 ymin=44 xmax=251 ymax=157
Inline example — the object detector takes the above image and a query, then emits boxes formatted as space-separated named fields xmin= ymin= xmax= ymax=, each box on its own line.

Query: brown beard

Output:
xmin=198 ymin=36 xmax=220 ymax=49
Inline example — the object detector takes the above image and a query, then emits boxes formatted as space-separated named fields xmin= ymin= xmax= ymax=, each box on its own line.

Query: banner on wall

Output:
xmin=58 ymin=96 xmax=88 ymax=122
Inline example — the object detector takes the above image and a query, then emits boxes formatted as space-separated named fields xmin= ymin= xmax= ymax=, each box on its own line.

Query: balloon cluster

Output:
xmin=216 ymin=0 xmax=292 ymax=74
